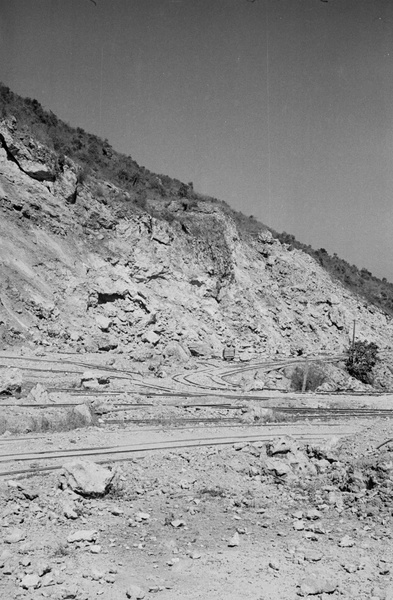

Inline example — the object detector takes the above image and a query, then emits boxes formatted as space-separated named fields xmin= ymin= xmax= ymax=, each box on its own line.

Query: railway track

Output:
xmin=102 ymin=406 xmax=393 ymax=427
xmin=172 ymin=354 xmax=348 ymax=389
xmin=103 ymin=411 xmax=393 ymax=427
xmin=2 ymin=397 xmax=393 ymax=420
xmin=2 ymin=351 xmax=393 ymax=396
xmin=2 ymin=389 xmax=393 ymax=431
xmin=0 ymin=424 xmax=358 ymax=480
xmin=0 ymin=350 xmax=390 ymax=484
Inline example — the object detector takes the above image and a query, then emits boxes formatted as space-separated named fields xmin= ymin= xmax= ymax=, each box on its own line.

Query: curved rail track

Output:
xmin=2 ymin=351 xmax=393 ymax=396
xmin=0 ymin=350 xmax=391 ymax=483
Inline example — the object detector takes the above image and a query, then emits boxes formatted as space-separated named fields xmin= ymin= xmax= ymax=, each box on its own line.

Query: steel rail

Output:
xmin=0 ymin=421 xmax=353 ymax=447
xmin=0 ymin=444 xmax=119 ymax=460
xmin=104 ymin=420 xmax=355 ymax=429
xmin=0 ymin=428 xmax=355 ymax=479
xmin=0 ymin=363 xmax=173 ymax=391
xmin=0 ymin=431 xmax=344 ymax=464
xmin=0 ymin=435 xmax=336 ymax=480
xmin=0 ymin=354 xmax=140 ymax=376
xmin=103 ymin=413 xmax=391 ymax=426
xmin=104 ymin=405 xmax=393 ymax=414
xmin=51 ymin=388 xmax=393 ymax=398
xmin=170 ymin=355 xmax=347 ymax=389
xmin=104 ymin=417 xmax=241 ymax=425
xmin=1 ymin=402 xmax=393 ymax=419
xmin=171 ymin=371 xmax=229 ymax=390
xmin=0 ymin=356 xmax=173 ymax=392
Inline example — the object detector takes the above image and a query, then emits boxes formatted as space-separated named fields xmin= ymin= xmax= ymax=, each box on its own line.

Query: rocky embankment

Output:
xmin=1 ymin=117 xmax=393 ymax=382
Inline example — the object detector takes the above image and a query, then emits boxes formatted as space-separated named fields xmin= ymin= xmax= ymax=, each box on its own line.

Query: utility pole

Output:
xmin=301 ymin=360 xmax=310 ymax=393
xmin=351 ymin=319 xmax=357 ymax=365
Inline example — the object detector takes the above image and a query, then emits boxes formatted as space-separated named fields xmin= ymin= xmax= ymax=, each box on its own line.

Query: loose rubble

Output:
xmin=0 ymin=422 xmax=392 ymax=599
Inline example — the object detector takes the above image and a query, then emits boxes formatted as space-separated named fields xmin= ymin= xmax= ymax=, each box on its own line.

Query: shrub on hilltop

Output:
xmin=275 ymin=231 xmax=393 ymax=317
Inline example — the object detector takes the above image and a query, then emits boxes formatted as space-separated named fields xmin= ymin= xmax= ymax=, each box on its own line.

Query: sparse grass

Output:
xmin=240 ymin=404 xmax=292 ymax=424
xmin=0 ymin=405 xmax=96 ymax=435
xmin=52 ymin=542 xmax=69 ymax=557
xmin=107 ymin=482 xmax=126 ymax=499
xmin=290 ymin=363 xmax=327 ymax=392
xmin=199 ymin=486 xmax=227 ymax=498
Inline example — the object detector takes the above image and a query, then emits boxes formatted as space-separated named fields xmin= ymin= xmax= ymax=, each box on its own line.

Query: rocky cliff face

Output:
xmin=1 ymin=118 xmax=392 ymax=368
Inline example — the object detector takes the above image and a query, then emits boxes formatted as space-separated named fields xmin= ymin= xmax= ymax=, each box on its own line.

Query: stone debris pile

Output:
xmin=0 ymin=425 xmax=392 ymax=599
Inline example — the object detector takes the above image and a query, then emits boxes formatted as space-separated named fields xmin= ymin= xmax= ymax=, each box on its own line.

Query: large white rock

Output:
xmin=60 ymin=459 xmax=116 ymax=497
xmin=20 ymin=573 xmax=40 ymax=589
xmin=126 ymin=584 xmax=146 ymax=599
xmin=80 ymin=370 xmax=110 ymax=389
xmin=67 ymin=529 xmax=98 ymax=543
xmin=27 ymin=383 xmax=51 ymax=404
xmin=142 ymin=330 xmax=160 ymax=345
xmin=96 ymin=314 xmax=111 ymax=331
xmin=163 ymin=341 xmax=190 ymax=363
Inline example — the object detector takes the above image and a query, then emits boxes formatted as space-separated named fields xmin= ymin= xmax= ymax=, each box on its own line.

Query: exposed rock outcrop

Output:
xmin=1 ymin=116 xmax=393 ymax=382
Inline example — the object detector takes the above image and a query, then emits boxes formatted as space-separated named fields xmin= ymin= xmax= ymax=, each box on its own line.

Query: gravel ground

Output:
xmin=1 ymin=352 xmax=393 ymax=599
xmin=0 ymin=420 xmax=393 ymax=600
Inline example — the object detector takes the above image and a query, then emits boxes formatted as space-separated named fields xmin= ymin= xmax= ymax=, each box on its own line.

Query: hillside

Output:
xmin=2 ymin=83 xmax=393 ymax=317
xmin=1 ymin=85 xmax=393 ymax=388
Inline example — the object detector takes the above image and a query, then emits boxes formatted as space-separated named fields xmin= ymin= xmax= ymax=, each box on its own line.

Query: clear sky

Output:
xmin=1 ymin=0 xmax=393 ymax=279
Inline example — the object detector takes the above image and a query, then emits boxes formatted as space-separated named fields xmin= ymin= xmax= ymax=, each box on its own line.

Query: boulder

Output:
xmin=142 ymin=330 xmax=160 ymax=345
xmin=327 ymin=294 xmax=340 ymax=305
xmin=96 ymin=336 xmax=118 ymax=351
xmin=126 ymin=584 xmax=146 ymax=599
xmin=266 ymin=436 xmax=298 ymax=457
xmin=67 ymin=529 xmax=98 ymax=543
xmin=61 ymin=497 xmax=78 ymax=520
xmin=258 ymin=230 xmax=274 ymax=244
xmin=94 ymin=276 xmax=129 ymax=297
xmin=287 ymin=449 xmax=317 ymax=476
xmin=18 ymin=159 xmax=55 ymax=181
xmin=4 ymin=528 xmax=26 ymax=543
xmin=0 ymin=368 xmax=22 ymax=396
xmin=91 ymin=399 xmax=112 ymax=415
xmin=298 ymin=576 xmax=337 ymax=596
xmin=328 ymin=307 xmax=344 ymax=329
xmin=60 ymin=459 xmax=116 ymax=497
xmin=80 ymin=371 xmax=110 ymax=389
xmin=95 ymin=315 xmax=111 ymax=331
xmin=27 ymin=383 xmax=51 ymax=404
xmin=188 ymin=341 xmax=212 ymax=357
xmin=261 ymin=438 xmax=317 ymax=479
xmin=72 ymin=404 xmax=94 ymax=426
xmin=20 ymin=573 xmax=40 ymax=589
xmin=163 ymin=341 xmax=190 ymax=363
xmin=152 ymin=222 xmax=172 ymax=245
xmin=262 ymin=457 xmax=292 ymax=478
